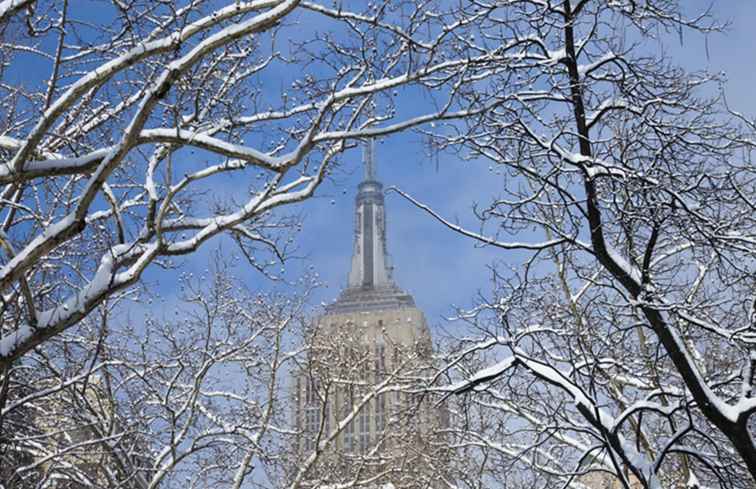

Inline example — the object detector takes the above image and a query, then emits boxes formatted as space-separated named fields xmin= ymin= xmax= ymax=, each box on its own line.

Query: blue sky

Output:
xmin=258 ymin=2 xmax=756 ymax=327
xmin=120 ymin=2 xmax=756 ymax=333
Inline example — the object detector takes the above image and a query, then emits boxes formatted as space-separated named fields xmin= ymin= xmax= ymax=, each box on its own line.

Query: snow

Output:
xmin=662 ymin=317 xmax=744 ymax=423
xmin=0 ymin=213 xmax=77 ymax=288
xmin=545 ymin=140 xmax=631 ymax=180
xmin=605 ymin=245 xmax=642 ymax=285
xmin=317 ymin=483 xmax=396 ymax=489
xmin=0 ymin=148 xmax=113 ymax=181
xmin=542 ymin=48 xmax=565 ymax=65
xmin=456 ymin=356 xmax=517 ymax=392
xmin=0 ymin=241 xmax=155 ymax=360
xmin=451 ymin=351 xmax=666 ymax=487
xmin=614 ymin=401 xmax=675 ymax=430
xmin=0 ymin=323 xmax=33 ymax=357
xmin=0 ymin=134 xmax=21 ymax=150
xmin=586 ymin=97 xmax=630 ymax=127
xmin=686 ymin=470 xmax=700 ymax=488
xmin=390 ymin=186 xmax=571 ymax=251
xmin=5 ymin=0 xmax=299 ymax=175
xmin=0 ymin=0 xmax=29 ymax=19
xmin=578 ymin=51 xmax=616 ymax=76
xmin=141 ymin=128 xmax=284 ymax=169
xmin=520 ymin=356 xmax=616 ymax=428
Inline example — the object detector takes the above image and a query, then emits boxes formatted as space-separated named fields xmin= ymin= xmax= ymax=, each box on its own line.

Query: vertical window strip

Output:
xmin=375 ymin=393 xmax=386 ymax=432
xmin=358 ymin=405 xmax=371 ymax=453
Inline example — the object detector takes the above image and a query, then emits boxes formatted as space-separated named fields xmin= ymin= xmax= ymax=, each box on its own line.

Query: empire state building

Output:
xmin=292 ymin=141 xmax=447 ymax=488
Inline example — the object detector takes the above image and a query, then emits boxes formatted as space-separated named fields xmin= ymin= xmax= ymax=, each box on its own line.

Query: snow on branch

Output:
xmin=450 ymin=350 xmax=663 ymax=488
xmin=0 ymin=1 xmax=496 ymax=366
xmin=389 ymin=187 xmax=573 ymax=251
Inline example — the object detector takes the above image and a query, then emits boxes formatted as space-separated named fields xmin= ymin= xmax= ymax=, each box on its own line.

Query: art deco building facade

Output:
xmin=294 ymin=142 xmax=446 ymax=488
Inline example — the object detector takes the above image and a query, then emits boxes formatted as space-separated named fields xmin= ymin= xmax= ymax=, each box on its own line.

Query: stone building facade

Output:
xmin=293 ymin=141 xmax=446 ymax=488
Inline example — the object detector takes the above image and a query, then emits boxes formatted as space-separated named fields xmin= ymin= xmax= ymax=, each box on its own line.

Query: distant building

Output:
xmin=293 ymin=141 xmax=447 ymax=488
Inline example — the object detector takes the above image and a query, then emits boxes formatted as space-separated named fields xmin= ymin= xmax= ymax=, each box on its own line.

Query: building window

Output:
xmin=358 ymin=406 xmax=371 ymax=452
xmin=324 ymin=403 xmax=330 ymax=436
xmin=303 ymin=378 xmax=322 ymax=451
xmin=374 ymin=344 xmax=385 ymax=382
xmin=344 ymin=419 xmax=355 ymax=453
xmin=342 ymin=385 xmax=355 ymax=452
xmin=375 ymin=393 xmax=386 ymax=432
xmin=304 ymin=407 xmax=320 ymax=451
xmin=305 ymin=379 xmax=319 ymax=405
xmin=393 ymin=389 xmax=403 ymax=413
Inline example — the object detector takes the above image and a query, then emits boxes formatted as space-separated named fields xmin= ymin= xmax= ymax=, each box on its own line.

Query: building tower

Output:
xmin=294 ymin=140 xmax=446 ymax=488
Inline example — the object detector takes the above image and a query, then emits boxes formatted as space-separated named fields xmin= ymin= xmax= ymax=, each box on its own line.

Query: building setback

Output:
xmin=293 ymin=141 xmax=447 ymax=488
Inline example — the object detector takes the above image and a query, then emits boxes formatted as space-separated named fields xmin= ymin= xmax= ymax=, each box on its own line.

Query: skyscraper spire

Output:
xmin=326 ymin=139 xmax=416 ymax=313
xmin=348 ymin=138 xmax=391 ymax=289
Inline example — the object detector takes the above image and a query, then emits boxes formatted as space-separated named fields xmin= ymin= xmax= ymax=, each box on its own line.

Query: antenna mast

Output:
xmin=363 ymin=138 xmax=376 ymax=181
